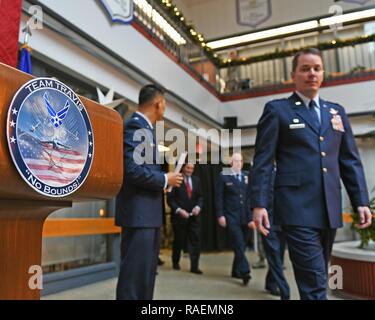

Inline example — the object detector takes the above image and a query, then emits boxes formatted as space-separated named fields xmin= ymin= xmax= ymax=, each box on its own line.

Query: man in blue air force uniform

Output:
xmin=115 ymin=84 xmax=183 ymax=300
xmin=250 ymin=48 xmax=372 ymax=300
xmin=216 ymin=153 xmax=252 ymax=285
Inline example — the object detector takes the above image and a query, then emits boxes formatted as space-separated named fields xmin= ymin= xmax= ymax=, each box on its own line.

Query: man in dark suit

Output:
xmin=250 ymin=48 xmax=372 ymax=300
xmin=115 ymin=84 xmax=183 ymax=300
xmin=216 ymin=153 xmax=252 ymax=285
xmin=167 ymin=163 xmax=204 ymax=274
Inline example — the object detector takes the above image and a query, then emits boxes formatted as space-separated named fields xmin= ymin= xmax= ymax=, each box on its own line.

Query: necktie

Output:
xmin=308 ymin=100 xmax=320 ymax=129
xmin=186 ymin=178 xmax=192 ymax=199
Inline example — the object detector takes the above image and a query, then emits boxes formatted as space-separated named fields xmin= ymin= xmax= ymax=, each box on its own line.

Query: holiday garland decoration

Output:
xmin=156 ymin=0 xmax=221 ymax=65
xmin=219 ymin=34 xmax=375 ymax=68
xmin=156 ymin=1 xmax=375 ymax=68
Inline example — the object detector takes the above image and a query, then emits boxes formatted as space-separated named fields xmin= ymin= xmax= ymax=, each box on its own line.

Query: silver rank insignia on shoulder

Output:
xmin=134 ymin=117 xmax=139 ymax=120
xmin=329 ymin=108 xmax=338 ymax=115
xmin=293 ymin=118 xmax=300 ymax=123
xmin=295 ymin=101 xmax=302 ymax=106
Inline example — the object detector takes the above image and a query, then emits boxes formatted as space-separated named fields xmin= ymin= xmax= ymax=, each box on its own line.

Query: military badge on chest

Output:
xmin=330 ymin=108 xmax=345 ymax=132
xmin=244 ymin=176 xmax=248 ymax=184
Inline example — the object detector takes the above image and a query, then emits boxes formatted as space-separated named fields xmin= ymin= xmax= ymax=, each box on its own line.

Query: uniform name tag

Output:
xmin=226 ymin=182 xmax=233 ymax=186
xmin=289 ymin=123 xmax=306 ymax=129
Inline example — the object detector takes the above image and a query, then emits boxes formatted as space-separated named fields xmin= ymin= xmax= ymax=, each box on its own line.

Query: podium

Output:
xmin=0 ymin=63 xmax=123 ymax=299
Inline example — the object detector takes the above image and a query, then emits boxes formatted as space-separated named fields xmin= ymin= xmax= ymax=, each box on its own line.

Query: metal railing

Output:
xmin=133 ymin=3 xmax=375 ymax=96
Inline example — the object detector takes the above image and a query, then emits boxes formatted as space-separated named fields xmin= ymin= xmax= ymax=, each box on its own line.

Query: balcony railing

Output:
xmin=132 ymin=2 xmax=375 ymax=97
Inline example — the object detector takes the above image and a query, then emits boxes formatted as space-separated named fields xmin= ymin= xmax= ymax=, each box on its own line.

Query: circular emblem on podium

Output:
xmin=6 ymin=78 xmax=94 ymax=197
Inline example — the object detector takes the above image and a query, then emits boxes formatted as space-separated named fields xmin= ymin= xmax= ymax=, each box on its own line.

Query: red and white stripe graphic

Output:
xmin=24 ymin=146 xmax=86 ymax=187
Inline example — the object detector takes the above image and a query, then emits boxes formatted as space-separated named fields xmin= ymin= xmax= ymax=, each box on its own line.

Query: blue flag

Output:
xmin=19 ymin=45 xmax=32 ymax=74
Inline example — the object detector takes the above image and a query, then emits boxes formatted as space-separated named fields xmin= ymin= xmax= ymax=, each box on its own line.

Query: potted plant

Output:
xmin=351 ymin=192 xmax=375 ymax=248
xmin=330 ymin=191 xmax=375 ymax=299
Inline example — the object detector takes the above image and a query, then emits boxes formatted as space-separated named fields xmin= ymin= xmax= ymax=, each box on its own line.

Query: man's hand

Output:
xmin=167 ymin=172 xmax=183 ymax=187
xmin=218 ymin=216 xmax=226 ymax=228
xmin=252 ymin=207 xmax=270 ymax=236
xmin=192 ymin=206 xmax=201 ymax=216
xmin=179 ymin=209 xmax=190 ymax=219
xmin=247 ymin=221 xmax=256 ymax=230
xmin=356 ymin=206 xmax=372 ymax=229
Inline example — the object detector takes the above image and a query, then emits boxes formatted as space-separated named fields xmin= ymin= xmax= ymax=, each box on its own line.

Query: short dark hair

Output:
xmin=138 ymin=84 xmax=165 ymax=106
xmin=292 ymin=48 xmax=323 ymax=72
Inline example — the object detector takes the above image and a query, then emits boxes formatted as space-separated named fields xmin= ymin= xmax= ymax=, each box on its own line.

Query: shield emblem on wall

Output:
xmin=236 ymin=0 xmax=272 ymax=28
xmin=100 ymin=0 xmax=134 ymax=24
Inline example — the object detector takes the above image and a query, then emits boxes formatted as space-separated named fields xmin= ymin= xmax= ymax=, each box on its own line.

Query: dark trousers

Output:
xmin=262 ymin=226 xmax=290 ymax=300
xmin=116 ymin=227 xmax=160 ymax=300
xmin=172 ymin=218 xmax=200 ymax=270
xmin=228 ymin=223 xmax=250 ymax=276
xmin=282 ymin=226 xmax=336 ymax=300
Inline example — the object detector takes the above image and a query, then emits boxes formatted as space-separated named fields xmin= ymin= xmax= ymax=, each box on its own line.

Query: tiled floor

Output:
xmin=43 ymin=250 xmax=342 ymax=300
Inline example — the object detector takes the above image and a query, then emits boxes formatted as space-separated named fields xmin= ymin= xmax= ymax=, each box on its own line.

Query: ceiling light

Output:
xmin=207 ymin=20 xmax=319 ymax=50
xmin=133 ymin=0 xmax=186 ymax=45
xmin=320 ymin=8 xmax=375 ymax=26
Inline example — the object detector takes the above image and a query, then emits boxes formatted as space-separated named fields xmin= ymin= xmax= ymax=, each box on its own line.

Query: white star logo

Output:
xmin=10 ymin=120 xmax=15 ymax=127
xmin=89 ymin=142 xmax=93 ymax=147
xmin=88 ymin=131 xmax=92 ymax=136
xmin=12 ymin=108 xmax=18 ymax=115
xmin=89 ymin=153 xmax=92 ymax=158
xmin=10 ymin=136 xmax=16 ymax=143
xmin=52 ymin=116 xmax=60 ymax=126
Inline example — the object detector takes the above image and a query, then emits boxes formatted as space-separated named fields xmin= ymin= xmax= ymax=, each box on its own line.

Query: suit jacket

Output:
xmin=251 ymin=92 xmax=369 ymax=229
xmin=215 ymin=170 xmax=251 ymax=225
xmin=115 ymin=113 xmax=165 ymax=228
xmin=167 ymin=175 xmax=203 ymax=224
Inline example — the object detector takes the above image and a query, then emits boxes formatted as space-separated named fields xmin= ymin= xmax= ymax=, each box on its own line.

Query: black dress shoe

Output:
xmin=242 ymin=273 xmax=251 ymax=285
xmin=190 ymin=269 xmax=203 ymax=274
xmin=266 ymin=288 xmax=281 ymax=296
xmin=173 ymin=264 xmax=180 ymax=270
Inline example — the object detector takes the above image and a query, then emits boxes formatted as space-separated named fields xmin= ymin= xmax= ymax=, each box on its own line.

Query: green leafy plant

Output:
xmin=351 ymin=194 xmax=375 ymax=248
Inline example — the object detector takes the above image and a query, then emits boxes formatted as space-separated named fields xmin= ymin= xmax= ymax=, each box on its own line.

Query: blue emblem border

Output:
xmin=100 ymin=0 xmax=134 ymax=24
xmin=6 ymin=77 xmax=94 ymax=198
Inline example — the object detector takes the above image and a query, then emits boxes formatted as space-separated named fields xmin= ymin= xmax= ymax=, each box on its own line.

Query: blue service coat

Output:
xmin=251 ymin=92 xmax=369 ymax=229
xmin=115 ymin=113 xmax=165 ymax=228
xmin=216 ymin=170 xmax=252 ymax=225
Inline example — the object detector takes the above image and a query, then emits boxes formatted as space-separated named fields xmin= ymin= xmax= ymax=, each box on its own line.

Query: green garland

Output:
xmin=351 ymin=195 xmax=375 ymax=248
xmin=156 ymin=1 xmax=375 ymax=68
xmin=156 ymin=0 xmax=221 ymax=65
xmin=219 ymin=34 xmax=375 ymax=68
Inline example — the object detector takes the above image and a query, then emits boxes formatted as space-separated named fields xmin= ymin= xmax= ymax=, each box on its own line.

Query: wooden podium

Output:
xmin=0 ymin=63 xmax=123 ymax=299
